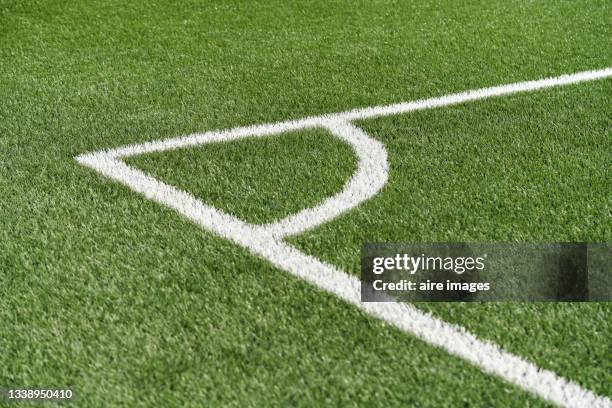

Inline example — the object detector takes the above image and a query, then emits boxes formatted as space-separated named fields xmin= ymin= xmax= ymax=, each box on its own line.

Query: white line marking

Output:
xmin=99 ymin=67 xmax=612 ymax=160
xmin=263 ymin=120 xmax=388 ymax=238
xmin=77 ymin=68 xmax=612 ymax=407
xmin=338 ymin=67 xmax=612 ymax=121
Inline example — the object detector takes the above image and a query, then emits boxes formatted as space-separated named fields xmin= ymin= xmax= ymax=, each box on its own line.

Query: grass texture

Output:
xmin=1 ymin=0 xmax=610 ymax=406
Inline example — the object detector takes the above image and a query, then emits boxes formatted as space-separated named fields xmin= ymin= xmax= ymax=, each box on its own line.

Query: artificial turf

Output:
xmin=1 ymin=0 xmax=610 ymax=406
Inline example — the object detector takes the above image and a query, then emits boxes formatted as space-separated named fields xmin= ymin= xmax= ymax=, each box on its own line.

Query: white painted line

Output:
xmin=96 ymin=67 xmax=612 ymax=159
xmin=77 ymin=68 xmax=612 ymax=408
xmin=262 ymin=119 xmax=388 ymax=238
xmin=338 ymin=67 xmax=612 ymax=121
xmin=104 ymin=118 xmax=322 ymax=159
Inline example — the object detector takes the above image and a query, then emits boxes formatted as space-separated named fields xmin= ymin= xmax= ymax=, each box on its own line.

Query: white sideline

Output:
xmin=77 ymin=68 xmax=612 ymax=407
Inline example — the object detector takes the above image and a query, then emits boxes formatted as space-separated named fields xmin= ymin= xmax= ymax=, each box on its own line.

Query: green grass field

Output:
xmin=1 ymin=1 xmax=611 ymax=406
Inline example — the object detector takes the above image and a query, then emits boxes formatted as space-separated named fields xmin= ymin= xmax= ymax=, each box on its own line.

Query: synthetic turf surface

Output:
xmin=1 ymin=0 xmax=610 ymax=406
